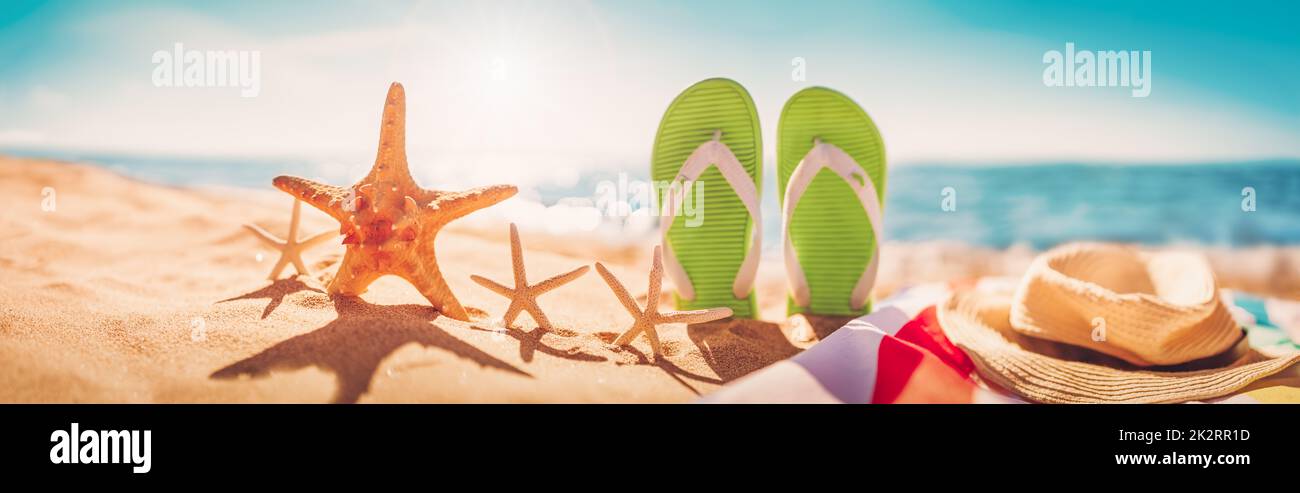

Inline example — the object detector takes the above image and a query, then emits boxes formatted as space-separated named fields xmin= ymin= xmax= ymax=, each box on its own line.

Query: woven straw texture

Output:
xmin=1010 ymin=243 xmax=1240 ymax=366
xmin=939 ymin=288 xmax=1300 ymax=403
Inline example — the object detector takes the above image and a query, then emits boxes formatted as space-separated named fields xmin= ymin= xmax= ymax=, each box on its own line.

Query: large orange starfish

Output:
xmin=272 ymin=82 xmax=517 ymax=320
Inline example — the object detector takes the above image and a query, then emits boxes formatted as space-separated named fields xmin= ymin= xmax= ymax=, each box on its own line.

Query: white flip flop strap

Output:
xmin=659 ymin=139 xmax=762 ymax=301
xmin=782 ymin=142 xmax=883 ymax=310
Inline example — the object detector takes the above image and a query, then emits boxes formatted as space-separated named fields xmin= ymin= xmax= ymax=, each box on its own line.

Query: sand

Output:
xmin=3 ymin=156 xmax=1298 ymax=403
xmin=0 ymin=157 xmax=816 ymax=403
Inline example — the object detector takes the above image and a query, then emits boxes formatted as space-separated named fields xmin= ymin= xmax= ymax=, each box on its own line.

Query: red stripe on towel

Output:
xmin=872 ymin=335 xmax=977 ymax=403
xmin=894 ymin=306 xmax=976 ymax=378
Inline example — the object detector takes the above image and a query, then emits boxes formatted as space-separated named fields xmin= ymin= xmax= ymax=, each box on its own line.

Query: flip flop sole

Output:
xmin=778 ymin=87 xmax=886 ymax=316
xmin=651 ymin=79 xmax=762 ymax=318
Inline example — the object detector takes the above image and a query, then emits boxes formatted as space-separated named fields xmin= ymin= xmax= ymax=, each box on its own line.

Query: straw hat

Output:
xmin=938 ymin=243 xmax=1300 ymax=403
xmin=1012 ymin=243 xmax=1242 ymax=366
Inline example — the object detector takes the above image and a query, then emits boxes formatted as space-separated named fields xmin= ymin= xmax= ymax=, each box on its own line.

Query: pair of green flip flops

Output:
xmin=652 ymin=78 xmax=886 ymax=319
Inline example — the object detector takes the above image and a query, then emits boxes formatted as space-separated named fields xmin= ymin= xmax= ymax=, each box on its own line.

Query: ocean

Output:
xmin=6 ymin=148 xmax=1299 ymax=250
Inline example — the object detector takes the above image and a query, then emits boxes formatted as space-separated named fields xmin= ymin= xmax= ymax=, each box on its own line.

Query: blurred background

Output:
xmin=1 ymin=0 xmax=1298 ymax=251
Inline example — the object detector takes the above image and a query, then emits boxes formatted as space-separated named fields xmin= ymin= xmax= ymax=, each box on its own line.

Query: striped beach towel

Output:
xmin=702 ymin=284 xmax=1300 ymax=404
xmin=701 ymin=284 xmax=1016 ymax=403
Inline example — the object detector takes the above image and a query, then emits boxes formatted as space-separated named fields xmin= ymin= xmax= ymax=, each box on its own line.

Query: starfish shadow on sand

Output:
xmin=218 ymin=277 xmax=325 ymax=319
xmin=468 ymin=325 xmax=607 ymax=364
xmin=600 ymin=330 xmax=725 ymax=396
xmin=212 ymin=295 xmax=530 ymax=403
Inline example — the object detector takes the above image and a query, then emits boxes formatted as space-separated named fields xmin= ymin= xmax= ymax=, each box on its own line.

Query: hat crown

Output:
xmin=1009 ymin=243 xmax=1240 ymax=366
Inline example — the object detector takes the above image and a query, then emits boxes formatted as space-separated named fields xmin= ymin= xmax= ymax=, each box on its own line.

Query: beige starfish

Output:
xmin=595 ymin=245 xmax=733 ymax=357
xmin=243 ymin=199 xmax=337 ymax=280
xmin=272 ymin=82 xmax=517 ymax=321
xmin=470 ymin=223 xmax=589 ymax=331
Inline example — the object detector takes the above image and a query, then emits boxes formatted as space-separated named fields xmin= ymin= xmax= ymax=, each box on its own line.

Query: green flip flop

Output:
xmin=777 ymin=87 xmax=887 ymax=316
xmin=651 ymin=78 xmax=762 ymax=318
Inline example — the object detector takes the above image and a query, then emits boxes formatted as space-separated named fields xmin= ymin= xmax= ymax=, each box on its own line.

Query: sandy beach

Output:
xmin=3 ymin=156 xmax=1299 ymax=403
xmin=0 ymin=157 xmax=810 ymax=403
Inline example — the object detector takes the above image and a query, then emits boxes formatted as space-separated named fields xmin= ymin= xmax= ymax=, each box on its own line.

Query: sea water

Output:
xmin=6 ymin=148 xmax=1298 ymax=249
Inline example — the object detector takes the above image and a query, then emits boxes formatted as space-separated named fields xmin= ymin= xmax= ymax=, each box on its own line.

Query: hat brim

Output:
xmin=938 ymin=289 xmax=1300 ymax=403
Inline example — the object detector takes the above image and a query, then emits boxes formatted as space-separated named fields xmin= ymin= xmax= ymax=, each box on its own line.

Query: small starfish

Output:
xmin=243 ymin=199 xmax=337 ymax=280
xmin=272 ymin=82 xmax=517 ymax=320
xmin=470 ymin=223 xmax=589 ymax=331
xmin=595 ymin=245 xmax=733 ymax=357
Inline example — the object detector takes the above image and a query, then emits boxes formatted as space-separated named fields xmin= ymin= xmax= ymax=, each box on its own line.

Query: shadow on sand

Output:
xmin=466 ymin=325 xmax=608 ymax=364
xmin=212 ymin=295 xmax=530 ymax=403
xmin=621 ymin=342 xmax=725 ymax=396
xmin=212 ymin=284 xmax=847 ymax=401
xmin=218 ymin=277 xmax=325 ymax=319
xmin=686 ymin=315 xmax=851 ymax=383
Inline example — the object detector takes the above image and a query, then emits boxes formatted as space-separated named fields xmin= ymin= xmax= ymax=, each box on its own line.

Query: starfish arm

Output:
xmin=470 ymin=274 xmax=516 ymax=297
xmin=595 ymin=262 xmax=644 ymax=317
xmin=429 ymin=185 xmax=518 ymax=224
xmin=298 ymin=230 xmax=338 ymax=250
xmin=405 ymin=267 xmax=469 ymax=321
xmin=288 ymin=199 xmax=303 ymax=240
xmin=533 ymin=265 xmax=590 ymax=294
xmin=642 ymin=324 xmax=663 ymax=356
xmin=509 ymin=223 xmax=526 ymax=286
xmin=327 ymin=250 xmax=381 ymax=296
xmin=288 ymin=258 xmax=308 ymax=278
xmin=524 ymin=300 xmax=553 ymax=331
xmin=268 ymin=254 xmax=291 ymax=280
xmin=272 ymin=175 xmax=350 ymax=221
xmin=289 ymin=253 xmax=311 ymax=277
xmin=366 ymin=82 xmax=411 ymax=183
xmin=663 ymin=307 xmax=734 ymax=325
xmin=501 ymin=299 xmax=524 ymax=326
xmin=242 ymin=223 xmax=286 ymax=247
xmin=612 ymin=321 xmax=646 ymax=346
xmin=645 ymin=245 xmax=664 ymax=308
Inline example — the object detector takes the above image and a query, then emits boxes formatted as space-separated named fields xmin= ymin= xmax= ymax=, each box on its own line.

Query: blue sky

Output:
xmin=0 ymin=0 xmax=1297 ymax=173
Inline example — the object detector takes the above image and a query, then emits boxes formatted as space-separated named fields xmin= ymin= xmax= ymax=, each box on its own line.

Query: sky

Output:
xmin=0 ymin=0 xmax=1297 ymax=179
